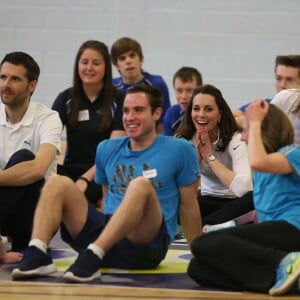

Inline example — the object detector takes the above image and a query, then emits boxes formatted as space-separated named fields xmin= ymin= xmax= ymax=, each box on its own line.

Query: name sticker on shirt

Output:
xmin=78 ymin=110 xmax=89 ymax=121
xmin=143 ymin=169 xmax=157 ymax=179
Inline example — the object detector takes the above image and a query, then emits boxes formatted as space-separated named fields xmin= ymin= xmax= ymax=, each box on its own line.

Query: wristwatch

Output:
xmin=208 ymin=154 xmax=216 ymax=162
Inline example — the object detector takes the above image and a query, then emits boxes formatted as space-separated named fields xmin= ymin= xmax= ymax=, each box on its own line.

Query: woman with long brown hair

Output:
xmin=52 ymin=40 xmax=125 ymax=206
xmin=176 ymin=84 xmax=253 ymax=227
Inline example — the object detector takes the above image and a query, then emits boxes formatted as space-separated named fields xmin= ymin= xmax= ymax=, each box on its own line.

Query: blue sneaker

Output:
xmin=12 ymin=246 xmax=56 ymax=279
xmin=269 ymin=252 xmax=300 ymax=296
xmin=63 ymin=249 xmax=102 ymax=283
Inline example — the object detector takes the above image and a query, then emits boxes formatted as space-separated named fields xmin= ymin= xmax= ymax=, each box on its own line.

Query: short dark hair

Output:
xmin=111 ymin=37 xmax=143 ymax=66
xmin=275 ymin=55 xmax=300 ymax=77
xmin=125 ymin=84 xmax=163 ymax=114
xmin=173 ymin=66 xmax=203 ymax=87
xmin=0 ymin=51 xmax=40 ymax=82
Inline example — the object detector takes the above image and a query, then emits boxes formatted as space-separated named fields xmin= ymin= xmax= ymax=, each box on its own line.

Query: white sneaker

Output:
xmin=203 ymin=220 xmax=236 ymax=233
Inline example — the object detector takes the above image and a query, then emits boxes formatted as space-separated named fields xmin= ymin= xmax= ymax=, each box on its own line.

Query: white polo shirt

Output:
xmin=0 ymin=101 xmax=62 ymax=179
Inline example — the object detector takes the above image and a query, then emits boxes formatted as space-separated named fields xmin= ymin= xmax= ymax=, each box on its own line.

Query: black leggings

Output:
xmin=198 ymin=191 xmax=254 ymax=225
xmin=188 ymin=221 xmax=300 ymax=293
xmin=0 ymin=149 xmax=44 ymax=250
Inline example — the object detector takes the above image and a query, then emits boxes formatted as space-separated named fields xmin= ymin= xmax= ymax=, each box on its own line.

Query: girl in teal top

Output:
xmin=188 ymin=101 xmax=300 ymax=296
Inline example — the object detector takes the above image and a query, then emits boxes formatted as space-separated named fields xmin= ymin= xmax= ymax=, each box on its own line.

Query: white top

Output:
xmin=0 ymin=101 xmax=62 ymax=179
xmin=198 ymin=132 xmax=253 ymax=198
xmin=271 ymin=88 xmax=300 ymax=144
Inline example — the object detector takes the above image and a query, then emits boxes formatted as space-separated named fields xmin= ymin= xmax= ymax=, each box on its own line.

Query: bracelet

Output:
xmin=77 ymin=176 xmax=90 ymax=185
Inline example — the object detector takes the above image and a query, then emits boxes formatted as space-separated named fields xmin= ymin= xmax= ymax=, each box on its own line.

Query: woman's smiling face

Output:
xmin=191 ymin=93 xmax=221 ymax=134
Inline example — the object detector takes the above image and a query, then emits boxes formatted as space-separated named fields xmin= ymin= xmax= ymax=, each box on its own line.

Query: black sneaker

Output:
xmin=174 ymin=224 xmax=185 ymax=240
xmin=12 ymin=246 xmax=57 ymax=279
xmin=63 ymin=249 xmax=102 ymax=283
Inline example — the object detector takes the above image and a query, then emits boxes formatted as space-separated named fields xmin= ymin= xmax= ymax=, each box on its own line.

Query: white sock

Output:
xmin=29 ymin=238 xmax=48 ymax=254
xmin=87 ymin=243 xmax=105 ymax=260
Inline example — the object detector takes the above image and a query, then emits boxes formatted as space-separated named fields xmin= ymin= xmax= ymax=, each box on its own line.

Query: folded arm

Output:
xmin=0 ymin=143 xmax=57 ymax=186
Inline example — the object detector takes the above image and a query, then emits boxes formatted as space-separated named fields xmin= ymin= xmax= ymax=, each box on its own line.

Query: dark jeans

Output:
xmin=57 ymin=164 xmax=103 ymax=205
xmin=198 ymin=191 xmax=254 ymax=225
xmin=188 ymin=221 xmax=300 ymax=293
xmin=0 ymin=149 xmax=44 ymax=250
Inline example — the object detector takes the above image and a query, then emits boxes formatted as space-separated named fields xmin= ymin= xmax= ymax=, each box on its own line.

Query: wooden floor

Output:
xmin=1 ymin=281 xmax=300 ymax=300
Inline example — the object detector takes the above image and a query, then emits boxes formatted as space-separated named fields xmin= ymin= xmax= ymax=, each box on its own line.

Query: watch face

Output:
xmin=208 ymin=154 xmax=216 ymax=161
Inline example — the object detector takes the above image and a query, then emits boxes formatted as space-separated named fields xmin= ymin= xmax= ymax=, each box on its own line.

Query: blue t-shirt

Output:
xmin=95 ymin=135 xmax=200 ymax=240
xmin=254 ymin=145 xmax=300 ymax=229
xmin=113 ymin=72 xmax=171 ymax=121
xmin=163 ymin=104 xmax=184 ymax=136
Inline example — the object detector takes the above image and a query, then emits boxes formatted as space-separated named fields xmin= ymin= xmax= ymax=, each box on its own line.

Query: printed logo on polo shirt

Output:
xmin=24 ymin=140 xmax=32 ymax=146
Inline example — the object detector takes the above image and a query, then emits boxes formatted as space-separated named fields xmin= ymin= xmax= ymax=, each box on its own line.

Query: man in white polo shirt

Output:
xmin=0 ymin=52 xmax=62 ymax=251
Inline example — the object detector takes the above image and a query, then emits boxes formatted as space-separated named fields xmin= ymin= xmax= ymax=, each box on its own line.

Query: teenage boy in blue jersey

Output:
xmin=233 ymin=55 xmax=300 ymax=126
xmin=111 ymin=37 xmax=171 ymax=133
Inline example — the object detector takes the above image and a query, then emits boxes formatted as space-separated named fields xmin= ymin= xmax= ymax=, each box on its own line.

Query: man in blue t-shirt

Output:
xmin=12 ymin=85 xmax=201 ymax=283
xmin=111 ymin=37 xmax=171 ymax=133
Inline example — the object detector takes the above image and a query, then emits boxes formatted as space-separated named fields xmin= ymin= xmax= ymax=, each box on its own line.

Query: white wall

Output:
xmin=0 ymin=0 xmax=299 ymax=109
